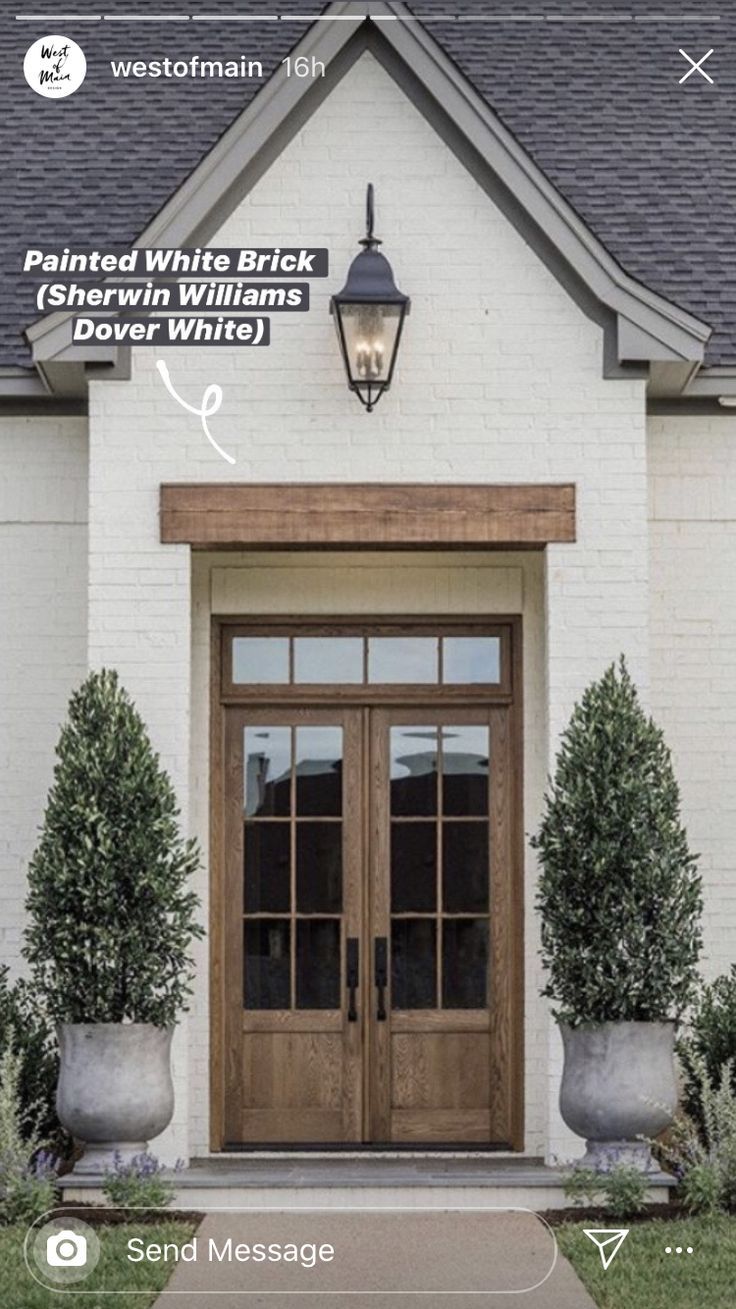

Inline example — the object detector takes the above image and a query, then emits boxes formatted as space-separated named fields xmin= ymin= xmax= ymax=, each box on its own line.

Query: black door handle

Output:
xmin=374 ymin=936 xmax=388 ymax=1021
xmin=346 ymin=937 xmax=359 ymax=1022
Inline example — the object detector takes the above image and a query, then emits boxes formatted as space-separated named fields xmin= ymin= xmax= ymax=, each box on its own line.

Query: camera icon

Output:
xmin=30 ymin=1217 xmax=99 ymax=1285
xmin=46 ymin=1229 xmax=88 ymax=1268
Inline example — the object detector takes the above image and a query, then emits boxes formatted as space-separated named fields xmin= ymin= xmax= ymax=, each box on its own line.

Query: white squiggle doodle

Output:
xmin=156 ymin=359 xmax=235 ymax=466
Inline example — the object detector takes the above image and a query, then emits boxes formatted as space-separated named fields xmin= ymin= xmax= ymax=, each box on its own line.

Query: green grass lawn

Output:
xmin=0 ymin=1221 xmax=197 ymax=1309
xmin=557 ymin=1214 xmax=736 ymax=1309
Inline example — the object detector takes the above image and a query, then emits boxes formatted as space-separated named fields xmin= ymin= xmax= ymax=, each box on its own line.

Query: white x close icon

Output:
xmin=679 ymin=48 xmax=715 ymax=84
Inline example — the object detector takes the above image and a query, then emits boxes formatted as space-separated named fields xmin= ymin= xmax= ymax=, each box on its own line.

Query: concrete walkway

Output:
xmin=153 ymin=1210 xmax=598 ymax=1307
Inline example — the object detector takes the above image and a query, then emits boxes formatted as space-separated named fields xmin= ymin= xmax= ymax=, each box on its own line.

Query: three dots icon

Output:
xmin=665 ymin=1246 xmax=694 ymax=1255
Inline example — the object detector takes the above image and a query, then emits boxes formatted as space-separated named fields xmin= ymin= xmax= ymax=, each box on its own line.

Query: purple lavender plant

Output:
xmin=31 ymin=1148 xmax=57 ymax=1180
xmin=102 ymin=1151 xmax=176 ymax=1209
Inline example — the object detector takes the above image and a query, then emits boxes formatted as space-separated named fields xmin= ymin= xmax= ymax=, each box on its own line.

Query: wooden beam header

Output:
xmin=160 ymin=482 xmax=576 ymax=550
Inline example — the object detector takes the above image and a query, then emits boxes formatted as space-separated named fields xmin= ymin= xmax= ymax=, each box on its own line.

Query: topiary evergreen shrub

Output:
xmin=24 ymin=670 xmax=203 ymax=1027
xmin=532 ymin=657 xmax=702 ymax=1026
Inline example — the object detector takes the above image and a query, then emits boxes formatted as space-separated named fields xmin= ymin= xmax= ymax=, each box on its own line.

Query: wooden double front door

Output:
xmin=217 ymin=625 xmax=522 ymax=1149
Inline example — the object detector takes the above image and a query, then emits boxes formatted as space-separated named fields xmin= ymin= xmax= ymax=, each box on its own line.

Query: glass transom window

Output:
xmin=231 ymin=633 xmax=502 ymax=687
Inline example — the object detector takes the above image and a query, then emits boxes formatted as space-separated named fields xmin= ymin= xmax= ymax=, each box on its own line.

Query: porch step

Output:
xmin=59 ymin=1155 xmax=674 ymax=1212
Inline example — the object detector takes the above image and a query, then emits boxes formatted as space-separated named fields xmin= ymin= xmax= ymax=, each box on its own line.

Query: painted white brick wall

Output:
xmin=649 ymin=414 xmax=736 ymax=980
xmin=85 ymin=52 xmax=649 ymax=1164
xmin=0 ymin=417 xmax=88 ymax=972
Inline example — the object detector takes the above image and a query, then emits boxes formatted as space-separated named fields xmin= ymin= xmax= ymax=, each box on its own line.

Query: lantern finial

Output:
xmin=365 ymin=182 xmax=376 ymax=245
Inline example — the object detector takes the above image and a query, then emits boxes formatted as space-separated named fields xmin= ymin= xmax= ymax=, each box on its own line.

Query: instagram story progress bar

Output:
xmin=13 ymin=12 xmax=724 ymax=23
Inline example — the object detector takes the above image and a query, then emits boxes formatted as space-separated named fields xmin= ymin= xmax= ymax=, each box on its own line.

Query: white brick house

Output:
xmin=2 ymin=3 xmax=734 ymax=1175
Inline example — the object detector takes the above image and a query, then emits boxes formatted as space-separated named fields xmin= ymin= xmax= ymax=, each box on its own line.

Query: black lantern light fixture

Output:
xmin=330 ymin=184 xmax=410 ymax=412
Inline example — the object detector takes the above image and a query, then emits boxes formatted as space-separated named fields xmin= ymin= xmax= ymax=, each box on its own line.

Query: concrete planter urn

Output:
xmin=57 ymin=1023 xmax=174 ymax=1175
xmin=559 ymin=1020 xmax=677 ymax=1172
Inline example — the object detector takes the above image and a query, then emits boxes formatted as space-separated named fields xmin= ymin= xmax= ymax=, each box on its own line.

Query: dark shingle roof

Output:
xmin=1 ymin=0 xmax=733 ymax=368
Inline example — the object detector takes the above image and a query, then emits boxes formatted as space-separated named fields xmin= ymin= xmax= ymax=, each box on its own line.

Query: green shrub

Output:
xmin=533 ymin=658 xmax=702 ymax=1024
xmin=102 ymin=1152 xmax=177 ymax=1209
xmin=679 ymin=967 xmax=736 ymax=1134
xmin=563 ymin=1166 xmax=601 ymax=1209
xmin=655 ymin=1054 xmax=736 ymax=1214
xmin=680 ymin=1162 xmax=723 ymax=1215
xmin=24 ymin=670 xmax=203 ymax=1026
xmin=0 ymin=966 xmax=59 ymax=1145
xmin=603 ymin=1165 xmax=650 ymax=1220
xmin=563 ymin=1163 xmax=648 ymax=1218
xmin=0 ymin=1049 xmax=57 ymax=1226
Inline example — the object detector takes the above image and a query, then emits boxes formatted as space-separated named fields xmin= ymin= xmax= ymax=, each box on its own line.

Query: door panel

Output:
xmin=224 ymin=707 xmax=363 ymax=1144
xmin=369 ymin=708 xmax=514 ymax=1145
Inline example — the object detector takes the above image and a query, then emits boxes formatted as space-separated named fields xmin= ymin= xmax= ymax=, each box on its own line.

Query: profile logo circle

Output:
xmin=29 ymin=1217 xmax=100 ymax=1285
xmin=24 ymin=35 xmax=86 ymax=98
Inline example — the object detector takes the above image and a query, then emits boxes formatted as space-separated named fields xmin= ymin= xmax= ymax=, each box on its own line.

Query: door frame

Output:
xmin=209 ymin=614 xmax=524 ymax=1151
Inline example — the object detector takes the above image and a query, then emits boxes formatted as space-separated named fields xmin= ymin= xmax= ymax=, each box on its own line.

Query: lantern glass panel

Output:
xmin=337 ymin=302 xmax=403 ymax=386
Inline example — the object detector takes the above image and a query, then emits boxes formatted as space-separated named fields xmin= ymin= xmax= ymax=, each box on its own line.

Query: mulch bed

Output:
xmin=54 ymin=1200 xmax=689 ymax=1230
xmin=545 ymin=1202 xmax=686 ymax=1227
xmin=51 ymin=1204 xmax=205 ymax=1228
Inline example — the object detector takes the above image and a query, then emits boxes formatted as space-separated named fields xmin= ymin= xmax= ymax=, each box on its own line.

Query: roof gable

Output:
xmin=9 ymin=1 xmax=713 ymax=397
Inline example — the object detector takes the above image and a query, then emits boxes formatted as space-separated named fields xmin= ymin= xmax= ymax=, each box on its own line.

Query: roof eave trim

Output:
xmin=686 ymin=366 xmax=736 ymax=399
xmin=0 ymin=367 xmax=49 ymax=397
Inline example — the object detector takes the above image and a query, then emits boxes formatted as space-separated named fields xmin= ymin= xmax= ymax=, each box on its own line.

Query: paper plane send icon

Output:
xmin=583 ymin=1229 xmax=629 ymax=1270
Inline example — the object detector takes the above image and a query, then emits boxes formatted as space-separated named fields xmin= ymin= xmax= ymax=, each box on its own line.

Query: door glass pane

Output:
xmin=296 ymin=920 xmax=340 ymax=1008
xmin=442 ymin=636 xmax=500 ymax=684
xmin=442 ymin=919 xmax=488 ymax=1008
xmin=295 ymin=726 xmax=343 ymax=816
xmin=244 ymin=727 xmax=291 ymax=817
xmin=391 ymin=919 xmax=437 ymax=1009
xmin=244 ymin=822 xmax=291 ymax=913
xmin=391 ymin=822 xmax=437 ymax=912
xmin=244 ymin=920 xmax=291 ymax=1009
xmin=441 ymin=725 xmax=489 ymax=817
xmin=233 ymin=637 xmax=289 ymax=684
xmin=368 ymin=637 xmax=438 ymax=683
xmin=296 ymin=822 xmax=342 ymax=913
xmin=390 ymin=726 xmax=438 ymax=816
xmin=442 ymin=822 xmax=489 ymax=913
xmin=294 ymin=637 xmax=363 ymax=684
